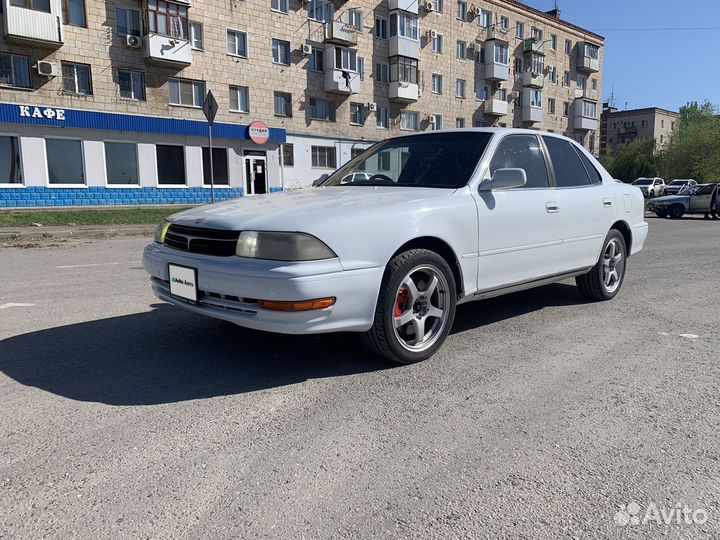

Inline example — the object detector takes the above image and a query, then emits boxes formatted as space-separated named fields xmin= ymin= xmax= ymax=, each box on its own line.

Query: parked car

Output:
xmin=339 ymin=172 xmax=372 ymax=184
xmin=632 ymin=177 xmax=665 ymax=198
xmin=648 ymin=183 xmax=719 ymax=219
xmin=144 ymin=129 xmax=648 ymax=364
xmin=664 ymin=179 xmax=697 ymax=196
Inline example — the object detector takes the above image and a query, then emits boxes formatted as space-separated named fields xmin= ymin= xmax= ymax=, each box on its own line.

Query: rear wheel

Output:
xmin=362 ymin=249 xmax=456 ymax=364
xmin=668 ymin=205 xmax=685 ymax=219
xmin=576 ymin=230 xmax=627 ymax=301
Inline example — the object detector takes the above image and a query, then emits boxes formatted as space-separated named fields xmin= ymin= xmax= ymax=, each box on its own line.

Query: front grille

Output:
xmin=165 ymin=224 xmax=240 ymax=257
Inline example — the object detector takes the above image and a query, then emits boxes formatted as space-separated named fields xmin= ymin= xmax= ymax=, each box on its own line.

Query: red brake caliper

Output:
xmin=395 ymin=287 xmax=410 ymax=317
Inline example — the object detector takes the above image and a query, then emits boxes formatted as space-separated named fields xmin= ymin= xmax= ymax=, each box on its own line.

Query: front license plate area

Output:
xmin=168 ymin=264 xmax=198 ymax=303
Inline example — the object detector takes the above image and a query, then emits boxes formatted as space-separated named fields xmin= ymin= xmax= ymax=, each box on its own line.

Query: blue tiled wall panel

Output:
xmin=0 ymin=187 xmax=272 ymax=208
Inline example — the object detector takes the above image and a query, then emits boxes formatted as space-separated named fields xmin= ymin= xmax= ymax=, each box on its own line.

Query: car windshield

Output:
xmin=633 ymin=179 xmax=653 ymax=185
xmin=321 ymin=132 xmax=493 ymax=189
xmin=670 ymin=180 xmax=690 ymax=185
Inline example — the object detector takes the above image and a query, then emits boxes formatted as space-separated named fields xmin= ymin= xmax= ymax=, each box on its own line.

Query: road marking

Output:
xmin=55 ymin=262 xmax=128 ymax=269
xmin=0 ymin=303 xmax=36 ymax=309
xmin=679 ymin=333 xmax=699 ymax=339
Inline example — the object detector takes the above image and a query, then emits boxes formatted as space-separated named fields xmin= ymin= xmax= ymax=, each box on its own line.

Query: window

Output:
xmin=577 ymin=75 xmax=586 ymax=90
xmin=575 ymin=147 xmax=602 ymax=184
xmin=494 ymin=43 xmax=508 ymax=64
xmin=514 ymin=57 xmax=522 ymax=74
xmin=563 ymin=70 xmax=570 ymax=86
xmin=479 ymin=9 xmax=491 ymax=29
xmin=456 ymin=0 xmax=466 ymax=21
xmin=229 ymin=85 xmax=249 ymax=112
xmin=641 ymin=119 xmax=646 ymax=127
xmin=548 ymin=66 xmax=557 ymax=84
xmin=591 ymin=78 xmax=597 ymax=90
xmin=583 ymin=43 xmax=599 ymax=60
xmin=309 ymin=48 xmax=324 ymax=71
xmin=456 ymin=40 xmax=466 ymax=59
xmin=661 ymin=119 xmax=665 ymax=128
xmin=543 ymin=136 xmax=592 ymax=187
xmin=432 ymin=0 xmax=443 ymax=11
xmin=516 ymin=21 xmax=524 ymax=39
xmin=498 ymin=88 xmax=507 ymax=100
xmin=400 ymin=111 xmax=419 ymax=131
xmin=116 ymin=8 xmax=141 ymax=36
xmin=147 ymin=0 xmax=188 ymax=39
xmin=104 ymin=142 xmax=138 ymax=185
xmin=358 ymin=57 xmax=365 ymax=80
xmin=375 ymin=16 xmax=388 ymax=39
xmin=64 ymin=0 xmax=86 ymax=26
xmin=272 ymin=38 xmax=291 ymax=64
xmin=565 ymin=39 xmax=572 ymax=54
xmin=530 ymin=89 xmax=542 ymax=108
xmin=475 ymin=81 xmax=488 ymax=100
xmin=547 ymin=97 xmax=555 ymax=114
xmin=334 ymin=47 xmax=357 ymax=71
xmin=350 ymin=102 xmax=365 ymax=125
xmin=563 ymin=101 xmax=569 ymax=116
xmin=582 ymin=100 xmax=597 ymax=118
xmin=274 ymin=92 xmax=292 ymax=116
xmin=431 ymin=73 xmax=443 ymax=94
xmin=377 ymin=106 xmax=389 ymax=129
xmin=378 ymin=151 xmax=391 ymax=171
xmin=227 ymin=30 xmax=248 ymax=57
xmin=389 ymin=12 xmax=419 ymax=40
xmin=118 ymin=70 xmax=145 ymax=101
xmin=271 ymin=0 xmax=288 ymax=13
xmin=456 ymin=118 xmax=465 ymax=128
xmin=432 ymin=32 xmax=443 ymax=53
xmin=550 ymin=34 xmax=557 ymax=50
xmin=202 ymin=147 xmax=229 ymax=185
xmin=374 ymin=62 xmax=389 ymax=83
xmin=0 ymin=136 xmax=22 ymax=184
xmin=169 ymin=79 xmax=204 ymax=107
xmin=311 ymin=146 xmax=336 ymax=168
xmin=0 ymin=54 xmax=31 ymax=89
xmin=348 ymin=8 xmax=362 ymax=29
xmin=456 ymin=79 xmax=466 ymax=98
xmin=9 ymin=0 xmax=49 ymax=13
xmin=62 ymin=62 xmax=92 ymax=95
xmin=529 ymin=52 xmax=544 ymax=74
xmin=431 ymin=114 xmax=443 ymax=130
xmin=156 ymin=145 xmax=186 ymax=185
xmin=500 ymin=15 xmax=509 ymax=29
xmin=489 ymin=135 xmax=549 ymax=189
xmin=46 ymin=139 xmax=84 ymax=184
xmin=531 ymin=27 xmax=543 ymax=41
xmin=281 ymin=143 xmax=294 ymax=166
xmin=390 ymin=56 xmax=418 ymax=84
xmin=308 ymin=0 xmax=333 ymax=23
xmin=309 ymin=98 xmax=336 ymax=121
xmin=190 ymin=22 xmax=203 ymax=49
xmin=351 ymin=147 xmax=366 ymax=166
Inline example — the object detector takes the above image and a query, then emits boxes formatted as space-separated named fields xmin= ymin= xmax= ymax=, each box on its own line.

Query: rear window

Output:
xmin=574 ymin=146 xmax=603 ymax=185
xmin=542 ymin=136 xmax=591 ymax=187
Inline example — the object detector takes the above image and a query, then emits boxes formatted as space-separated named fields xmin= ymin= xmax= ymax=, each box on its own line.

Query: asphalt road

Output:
xmin=1 ymin=217 xmax=719 ymax=539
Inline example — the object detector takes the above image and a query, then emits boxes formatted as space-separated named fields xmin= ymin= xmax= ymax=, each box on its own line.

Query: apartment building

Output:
xmin=600 ymin=106 xmax=679 ymax=156
xmin=0 ymin=0 xmax=604 ymax=207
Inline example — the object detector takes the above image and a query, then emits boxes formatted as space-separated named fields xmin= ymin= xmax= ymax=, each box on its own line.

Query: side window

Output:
xmin=542 ymin=136 xmax=591 ymax=187
xmin=696 ymin=185 xmax=714 ymax=196
xmin=573 ymin=145 xmax=603 ymax=185
xmin=489 ymin=135 xmax=549 ymax=188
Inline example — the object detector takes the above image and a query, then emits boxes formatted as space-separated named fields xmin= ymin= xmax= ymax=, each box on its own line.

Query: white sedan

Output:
xmin=143 ymin=129 xmax=648 ymax=364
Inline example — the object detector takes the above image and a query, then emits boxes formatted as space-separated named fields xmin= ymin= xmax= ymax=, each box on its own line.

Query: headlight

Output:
xmin=235 ymin=231 xmax=336 ymax=261
xmin=154 ymin=220 xmax=171 ymax=243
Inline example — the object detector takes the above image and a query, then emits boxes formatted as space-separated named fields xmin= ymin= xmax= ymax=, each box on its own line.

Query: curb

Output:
xmin=0 ymin=225 xmax=156 ymax=245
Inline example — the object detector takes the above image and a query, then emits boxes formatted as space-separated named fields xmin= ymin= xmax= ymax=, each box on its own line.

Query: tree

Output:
xmin=662 ymin=101 xmax=720 ymax=182
xmin=604 ymin=138 xmax=659 ymax=182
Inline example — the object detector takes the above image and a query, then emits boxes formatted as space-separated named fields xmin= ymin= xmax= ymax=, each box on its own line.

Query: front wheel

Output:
xmin=576 ymin=230 xmax=627 ymax=301
xmin=654 ymin=210 xmax=668 ymax=218
xmin=362 ymin=249 xmax=456 ymax=364
xmin=668 ymin=205 xmax=685 ymax=219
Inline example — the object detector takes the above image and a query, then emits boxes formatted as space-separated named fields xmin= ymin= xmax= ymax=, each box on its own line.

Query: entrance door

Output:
xmin=244 ymin=156 xmax=267 ymax=195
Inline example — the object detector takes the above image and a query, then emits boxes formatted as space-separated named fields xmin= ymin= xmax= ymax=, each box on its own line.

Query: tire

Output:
xmin=575 ymin=230 xmax=627 ymax=301
xmin=362 ymin=249 xmax=457 ymax=364
xmin=654 ymin=210 xmax=668 ymax=218
xmin=668 ymin=205 xmax=685 ymax=219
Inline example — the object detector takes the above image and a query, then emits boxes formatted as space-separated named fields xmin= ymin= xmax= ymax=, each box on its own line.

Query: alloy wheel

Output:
xmin=602 ymin=239 xmax=625 ymax=293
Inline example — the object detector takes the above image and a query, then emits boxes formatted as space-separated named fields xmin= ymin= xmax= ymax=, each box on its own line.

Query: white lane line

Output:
xmin=679 ymin=333 xmax=699 ymax=339
xmin=55 ymin=262 xmax=127 ymax=269
xmin=0 ymin=303 xmax=36 ymax=309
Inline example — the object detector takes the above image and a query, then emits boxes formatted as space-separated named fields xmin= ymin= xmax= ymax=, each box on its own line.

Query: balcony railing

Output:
xmin=1 ymin=0 xmax=64 ymax=46
xmin=324 ymin=20 xmax=357 ymax=46
xmin=484 ymin=99 xmax=508 ymax=116
xmin=522 ymin=105 xmax=543 ymax=123
xmin=389 ymin=0 xmax=418 ymax=14
xmin=324 ymin=68 xmax=360 ymax=94
xmin=523 ymin=38 xmax=544 ymax=54
xmin=522 ymin=71 xmax=544 ymax=88
xmin=144 ymin=33 xmax=192 ymax=65
xmin=389 ymin=81 xmax=419 ymax=103
xmin=389 ymin=35 xmax=420 ymax=59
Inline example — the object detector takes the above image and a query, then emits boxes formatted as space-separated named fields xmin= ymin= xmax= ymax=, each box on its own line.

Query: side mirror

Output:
xmin=479 ymin=168 xmax=527 ymax=191
xmin=312 ymin=174 xmax=329 ymax=187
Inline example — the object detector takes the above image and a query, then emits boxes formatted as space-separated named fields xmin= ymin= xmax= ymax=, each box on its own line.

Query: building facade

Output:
xmin=600 ymin=106 xmax=679 ymax=157
xmin=0 ymin=0 xmax=604 ymax=207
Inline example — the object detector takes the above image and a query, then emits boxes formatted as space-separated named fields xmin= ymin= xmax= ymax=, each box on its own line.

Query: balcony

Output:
xmin=324 ymin=20 xmax=357 ymax=46
xmin=324 ymin=68 xmax=360 ymax=95
xmin=144 ymin=33 xmax=192 ymax=66
xmin=484 ymin=99 xmax=508 ymax=116
xmin=484 ymin=62 xmax=509 ymax=81
xmin=389 ymin=35 xmax=420 ymax=59
xmin=522 ymin=105 xmax=543 ymax=123
xmin=577 ymin=43 xmax=600 ymax=73
xmin=574 ymin=116 xmax=598 ymax=131
xmin=1 ymin=0 xmax=64 ymax=47
xmin=485 ymin=25 xmax=509 ymax=42
xmin=389 ymin=0 xmax=418 ymax=14
xmin=389 ymin=81 xmax=419 ymax=103
xmin=522 ymin=71 xmax=544 ymax=88
xmin=523 ymin=38 xmax=544 ymax=54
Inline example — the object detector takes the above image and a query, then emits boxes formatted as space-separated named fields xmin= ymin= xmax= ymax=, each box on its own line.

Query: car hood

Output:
xmin=168 ymin=186 xmax=455 ymax=231
xmin=650 ymin=194 xmax=689 ymax=204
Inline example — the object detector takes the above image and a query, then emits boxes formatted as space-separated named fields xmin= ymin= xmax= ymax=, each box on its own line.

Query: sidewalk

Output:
xmin=0 ymin=224 xmax=155 ymax=245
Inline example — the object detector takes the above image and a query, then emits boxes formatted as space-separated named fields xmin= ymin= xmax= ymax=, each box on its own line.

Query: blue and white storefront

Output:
xmin=0 ymin=102 xmax=286 ymax=207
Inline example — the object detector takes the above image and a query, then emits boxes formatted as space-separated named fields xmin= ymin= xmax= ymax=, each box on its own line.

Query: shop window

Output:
xmin=202 ymin=147 xmax=229 ymax=185
xmin=156 ymin=145 xmax=186 ymax=184
xmin=105 ymin=142 xmax=139 ymax=185
xmin=0 ymin=136 xmax=22 ymax=184
xmin=46 ymin=139 xmax=84 ymax=184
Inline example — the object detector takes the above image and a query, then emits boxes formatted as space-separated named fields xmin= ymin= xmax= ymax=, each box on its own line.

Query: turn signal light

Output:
xmin=258 ymin=297 xmax=336 ymax=312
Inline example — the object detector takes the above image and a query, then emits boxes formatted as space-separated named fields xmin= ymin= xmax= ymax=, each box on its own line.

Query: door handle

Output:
xmin=546 ymin=202 xmax=559 ymax=213
xmin=603 ymin=198 xmax=613 ymax=207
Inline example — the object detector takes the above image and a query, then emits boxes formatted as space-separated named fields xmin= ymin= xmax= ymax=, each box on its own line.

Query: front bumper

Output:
xmin=143 ymin=243 xmax=384 ymax=334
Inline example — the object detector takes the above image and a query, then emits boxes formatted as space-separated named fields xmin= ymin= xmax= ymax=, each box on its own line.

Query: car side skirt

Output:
xmin=463 ymin=268 xmax=593 ymax=303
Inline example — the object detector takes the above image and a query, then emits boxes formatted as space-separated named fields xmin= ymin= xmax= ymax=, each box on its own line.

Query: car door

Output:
xmin=542 ymin=136 xmax=615 ymax=270
xmin=689 ymin=184 xmax=714 ymax=212
xmin=473 ymin=134 xmax=563 ymax=291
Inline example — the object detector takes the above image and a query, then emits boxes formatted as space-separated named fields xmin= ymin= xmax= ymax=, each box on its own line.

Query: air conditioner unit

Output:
xmin=424 ymin=1 xmax=434 ymax=11
xmin=428 ymin=115 xmax=436 ymax=125
xmin=473 ymin=42 xmax=482 ymax=54
xmin=302 ymin=43 xmax=313 ymax=55
xmin=36 ymin=61 xmax=57 ymax=77
xmin=495 ymin=81 xmax=503 ymax=90
xmin=511 ymin=91 xmax=520 ymax=99
xmin=125 ymin=34 xmax=142 ymax=48
xmin=429 ymin=29 xmax=438 ymax=39
xmin=368 ymin=102 xmax=377 ymax=112
xmin=474 ymin=7 xmax=482 ymax=16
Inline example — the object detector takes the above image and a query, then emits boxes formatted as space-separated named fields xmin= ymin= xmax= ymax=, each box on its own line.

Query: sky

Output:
xmin=521 ymin=0 xmax=720 ymax=112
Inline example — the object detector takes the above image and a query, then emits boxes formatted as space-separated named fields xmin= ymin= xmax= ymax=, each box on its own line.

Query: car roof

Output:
xmin=385 ymin=127 xmax=583 ymax=147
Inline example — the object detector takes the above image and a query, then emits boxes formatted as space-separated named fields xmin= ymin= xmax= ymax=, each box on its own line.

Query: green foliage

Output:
xmin=0 ymin=207 xmax=192 ymax=227
xmin=604 ymin=138 xmax=658 ymax=182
